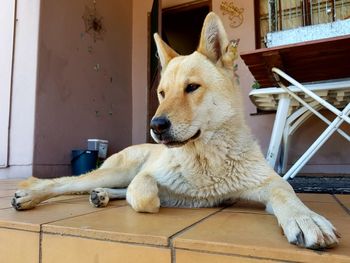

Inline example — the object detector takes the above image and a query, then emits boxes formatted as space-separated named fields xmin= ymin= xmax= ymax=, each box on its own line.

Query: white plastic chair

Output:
xmin=249 ymin=68 xmax=350 ymax=180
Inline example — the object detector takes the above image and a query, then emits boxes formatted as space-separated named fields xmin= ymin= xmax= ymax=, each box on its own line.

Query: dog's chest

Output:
xmin=155 ymin=156 xmax=246 ymax=198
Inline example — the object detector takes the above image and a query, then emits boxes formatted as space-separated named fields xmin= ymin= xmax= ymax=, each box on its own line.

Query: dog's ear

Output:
xmin=197 ymin=12 xmax=230 ymax=64
xmin=154 ymin=33 xmax=179 ymax=69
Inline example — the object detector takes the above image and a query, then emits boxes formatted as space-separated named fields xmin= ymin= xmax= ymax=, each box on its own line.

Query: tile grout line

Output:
xmin=0 ymin=225 xmax=38 ymax=234
xmin=39 ymin=225 xmax=43 ymax=263
xmin=40 ymin=204 xmax=126 ymax=227
xmin=38 ymin=204 xmax=128 ymax=260
xmin=40 ymin=230 xmax=169 ymax=249
xmin=0 ymin=204 xmax=125 ymax=233
xmin=332 ymin=194 xmax=350 ymax=215
xmin=168 ymin=207 xmax=226 ymax=263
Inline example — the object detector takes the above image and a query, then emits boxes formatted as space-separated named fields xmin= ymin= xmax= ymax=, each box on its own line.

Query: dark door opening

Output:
xmin=162 ymin=1 xmax=211 ymax=55
xmin=147 ymin=1 xmax=211 ymax=142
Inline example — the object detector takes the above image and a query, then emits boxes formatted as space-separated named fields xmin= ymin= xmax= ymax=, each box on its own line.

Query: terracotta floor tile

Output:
xmin=223 ymin=200 xmax=267 ymax=214
xmin=176 ymin=249 xmax=276 ymax=263
xmin=297 ymin=193 xmax=335 ymax=203
xmin=0 ymin=189 xmax=16 ymax=197
xmin=335 ymin=195 xmax=350 ymax=210
xmin=326 ymin=217 xmax=350 ymax=261
xmin=42 ymin=233 xmax=171 ymax=263
xmin=0 ymin=196 xmax=12 ymax=209
xmin=0 ymin=202 xmax=107 ymax=231
xmin=305 ymin=201 xmax=348 ymax=219
xmin=42 ymin=206 xmax=221 ymax=246
xmin=0 ymin=179 xmax=348 ymax=263
xmin=0 ymin=179 xmax=21 ymax=190
xmin=173 ymin=212 xmax=350 ymax=262
xmin=0 ymin=227 xmax=39 ymax=263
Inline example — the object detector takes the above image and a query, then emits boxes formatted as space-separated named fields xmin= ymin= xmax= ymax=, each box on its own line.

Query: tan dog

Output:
xmin=12 ymin=12 xmax=339 ymax=249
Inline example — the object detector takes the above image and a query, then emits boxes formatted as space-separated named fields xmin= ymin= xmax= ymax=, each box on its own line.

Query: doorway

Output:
xmin=162 ymin=1 xmax=211 ymax=55
xmin=147 ymin=0 xmax=211 ymax=142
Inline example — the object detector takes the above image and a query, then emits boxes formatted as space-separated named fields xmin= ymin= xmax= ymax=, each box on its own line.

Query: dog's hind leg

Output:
xmin=89 ymin=188 xmax=127 ymax=207
xmin=12 ymin=145 xmax=153 ymax=210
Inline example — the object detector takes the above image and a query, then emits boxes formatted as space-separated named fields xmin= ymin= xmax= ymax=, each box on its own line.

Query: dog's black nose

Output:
xmin=150 ymin=116 xmax=171 ymax=135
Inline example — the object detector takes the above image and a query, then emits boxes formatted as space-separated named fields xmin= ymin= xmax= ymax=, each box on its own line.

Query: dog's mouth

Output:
xmin=161 ymin=130 xmax=201 ymax=148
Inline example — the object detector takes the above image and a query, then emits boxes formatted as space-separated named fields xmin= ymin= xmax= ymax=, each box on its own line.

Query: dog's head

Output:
xmin=151 ymin=12 xmax=241 ymax=147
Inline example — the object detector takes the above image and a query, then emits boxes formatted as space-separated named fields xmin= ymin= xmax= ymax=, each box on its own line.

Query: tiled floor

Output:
xmin=0 ymin=180 xmax=349 ymax=263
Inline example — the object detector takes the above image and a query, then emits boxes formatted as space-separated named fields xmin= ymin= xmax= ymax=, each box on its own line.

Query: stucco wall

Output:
xmin=34 ymin=0 xmax=133 ymax=178
xmin=132 ymin=0 xmax=154 ymax=144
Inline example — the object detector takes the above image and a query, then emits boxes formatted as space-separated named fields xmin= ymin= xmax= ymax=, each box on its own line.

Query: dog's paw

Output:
xmin=282 ymin=212 xmax=340 ymax=249
xmin=11 ymin=190 xmax=39 ymax=210
xmin=126 ymin=191 xmax=160 ymax=213
xmin=89 ymin=188 xmax=110 ymax=208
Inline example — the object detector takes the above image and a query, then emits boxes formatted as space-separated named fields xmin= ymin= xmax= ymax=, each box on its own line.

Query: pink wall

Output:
xmin=34 ymin=0 xmax=133 ymax=178
xmin=132 ymin=0 xmax=154 ymax=144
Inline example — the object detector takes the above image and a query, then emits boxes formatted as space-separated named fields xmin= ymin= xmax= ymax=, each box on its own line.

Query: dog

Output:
xmin=12 ymin=12 xmax=339 ymax=250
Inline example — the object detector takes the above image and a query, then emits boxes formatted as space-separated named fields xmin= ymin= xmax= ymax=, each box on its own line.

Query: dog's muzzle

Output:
xmin=150 ymin=116 xmax=174 ymax=145
xmin=150 ymin=116 xmax=201 ymax=147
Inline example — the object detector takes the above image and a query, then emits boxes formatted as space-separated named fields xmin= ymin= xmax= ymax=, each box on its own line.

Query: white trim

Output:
xmin=0 ymin=165 xmax=32 ymax=179
xmin=0 ymin=1 xmax=16 ymax=168
xmin=0 ymin=1 xmax=41 ymax=179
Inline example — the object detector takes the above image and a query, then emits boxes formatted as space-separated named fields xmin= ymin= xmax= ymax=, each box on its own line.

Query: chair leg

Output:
xmin=279 ymin=129 xmax=290 ymax=174
xmin=283 ymin=103 xmax=350 ymax=180
xmin=266 ymin=94 xmax=291 ymax=169
xmin=280 ymin=104 xmax=322 ymax=174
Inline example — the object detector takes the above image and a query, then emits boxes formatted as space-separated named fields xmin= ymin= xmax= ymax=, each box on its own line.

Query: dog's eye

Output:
xmin=159 ymin=90 xmax=165 ymax=98
xmin=185 ymin=84 xmax=200 ymax=93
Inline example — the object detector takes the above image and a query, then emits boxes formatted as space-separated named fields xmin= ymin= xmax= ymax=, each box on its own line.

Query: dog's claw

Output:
xmin=283 ymin=212 xmax=339 ymax=249
xmin=296 ymin=231 xmax=305 ymax=247
xmin=335 ymin=230 xmax=341 ymax=238
xmin=90 ymin=191 xmax=98 ymax=201
xmin=11 ymin=197 xmax=22 ymax=210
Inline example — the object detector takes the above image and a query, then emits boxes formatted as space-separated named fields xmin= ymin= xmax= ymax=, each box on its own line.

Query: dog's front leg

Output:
xmin=241 ymin=174 xmax=339 ymax=249
xmin=126 ymin=172 xmax=160 ymax=213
